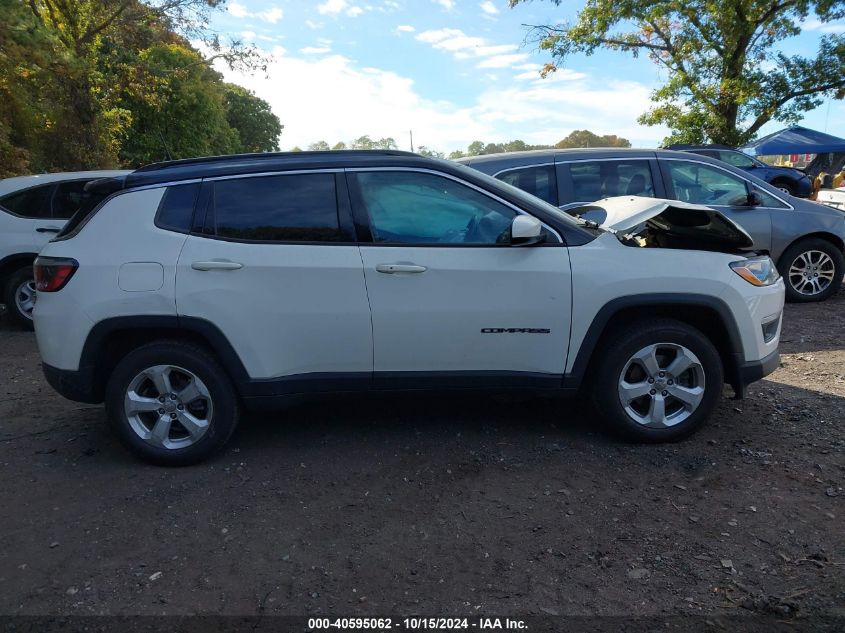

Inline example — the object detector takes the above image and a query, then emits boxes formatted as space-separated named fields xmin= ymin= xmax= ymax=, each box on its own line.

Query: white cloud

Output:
xmin=300 ymin=46 xmax=333 ymax=54
xmin=803 ymin=18 xmax=845 ymax=33
xmin=209 ymin=47 xmax=667 ymax=151
xmin=396 ymin=25 xmax=416 ymax=33
xmin=434 ymin=0 xmax=455 ymax=10
xmin=305 ymin=19 xmax=324 ymax=29
xmin=257 ymin=7 xmax=284 ymax=24
xmin=227 ymin=1 xmax=249 ymax=17
xmin=240 ymin=31 xmax=257 ymax=41
xmin=480 ymin=1 xmax=498 ymax=15
xmin=477 ymin=52 xmax=530 ymax=69
xmin=227 ymin=3 xmax=283 ymax=24
xmin=347 ymin=6 xmax=365 ymax=16
xmin=318 ymin=0 xmax=349 ymax=14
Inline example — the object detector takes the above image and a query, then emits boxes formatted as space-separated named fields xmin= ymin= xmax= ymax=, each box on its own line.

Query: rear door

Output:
xmin=176 ymin=170 xmax=373 ymax=387
xmin=658 ymin=158 xmax=773 ymax=252
xmin=348 ymin=168 xmax=572 ymax=385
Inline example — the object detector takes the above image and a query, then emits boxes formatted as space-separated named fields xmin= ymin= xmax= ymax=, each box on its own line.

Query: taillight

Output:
xmin=34 ymin=256 xmax=78 ymax=292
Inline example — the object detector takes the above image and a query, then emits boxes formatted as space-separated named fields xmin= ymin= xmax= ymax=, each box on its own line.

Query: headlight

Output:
xmin=729 ymin=256 xmax=781 ymax=286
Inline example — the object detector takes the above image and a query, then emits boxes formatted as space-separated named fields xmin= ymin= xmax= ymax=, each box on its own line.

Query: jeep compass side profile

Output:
xmin=34 ymin=151 xmax=783 ymax=465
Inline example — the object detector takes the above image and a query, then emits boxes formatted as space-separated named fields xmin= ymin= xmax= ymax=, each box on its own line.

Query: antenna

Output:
xmin=409 ymin=130 xmax=414 ymax=153
xmin=158 ymin=129 xmax=173 ymax=161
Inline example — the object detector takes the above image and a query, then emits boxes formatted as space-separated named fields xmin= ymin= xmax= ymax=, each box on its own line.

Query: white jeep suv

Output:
xmin=0 ymin=171 xmax=129 ymax=328
xmin=33 ymin=152 xmax=784 ymax=465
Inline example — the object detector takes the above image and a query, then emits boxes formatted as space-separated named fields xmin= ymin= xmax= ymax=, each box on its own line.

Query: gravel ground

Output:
xmin=0 ymin=289 xmax=843 ymax=623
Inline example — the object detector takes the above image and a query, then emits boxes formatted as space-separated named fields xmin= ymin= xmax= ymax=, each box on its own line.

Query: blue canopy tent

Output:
xmin=741 ymin=125 xmax=845 ymax=156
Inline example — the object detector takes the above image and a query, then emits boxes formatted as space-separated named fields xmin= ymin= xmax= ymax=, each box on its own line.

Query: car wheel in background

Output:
xmin=771 ymin=181 xmax=795 ymax=196
xmin=3 ymin=266 xmax=36 ymax=330
xmin=105 ymin=341 xmax=240 ymax=466
xmin=779 ymin=238 xmax=844 ymax=303
xmin=590 ymin=319 xmax=723 ymax=442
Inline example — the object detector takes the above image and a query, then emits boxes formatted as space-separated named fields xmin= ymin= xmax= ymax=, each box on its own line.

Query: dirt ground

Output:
xmin=0 ymin=288 xmax=843 ymax=624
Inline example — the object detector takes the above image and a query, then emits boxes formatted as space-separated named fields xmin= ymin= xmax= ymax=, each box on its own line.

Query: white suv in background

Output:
xmin=0 ymin=171 xmax=129 ymax=328
xmin=33 ymin=152 xmax=784 ymax=465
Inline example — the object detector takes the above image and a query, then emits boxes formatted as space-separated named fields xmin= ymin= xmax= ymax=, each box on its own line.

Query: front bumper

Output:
xmin=43 ymin=363 xmax=102 ymax=404
xmin=732 ymin=349 xmax=781 ymax=399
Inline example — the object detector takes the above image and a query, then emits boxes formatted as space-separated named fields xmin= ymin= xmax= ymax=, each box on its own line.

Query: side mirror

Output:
xmin=746 ymin=191 xmax=763 ymax=206
xmin=511 ymin=215 xmax=545 ymax=246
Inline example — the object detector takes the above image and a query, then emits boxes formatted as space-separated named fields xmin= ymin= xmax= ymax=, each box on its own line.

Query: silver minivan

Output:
xmin=459 ymin=148 xmax=845 ymax=302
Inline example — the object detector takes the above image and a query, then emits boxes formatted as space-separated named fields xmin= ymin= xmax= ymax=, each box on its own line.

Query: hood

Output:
xmin=574 ymin=196 xmax=755 ymax=251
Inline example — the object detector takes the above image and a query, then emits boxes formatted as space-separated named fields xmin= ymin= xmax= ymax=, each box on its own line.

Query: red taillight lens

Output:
xmin=34 ymin=256 xmax=78 ymax=292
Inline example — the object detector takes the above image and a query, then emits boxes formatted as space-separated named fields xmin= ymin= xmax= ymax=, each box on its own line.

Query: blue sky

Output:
xmin=211 ymin=0 xmax=845 ymax=152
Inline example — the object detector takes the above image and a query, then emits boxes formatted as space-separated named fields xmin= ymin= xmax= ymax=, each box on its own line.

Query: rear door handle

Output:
xmin=191 ymin=260 xmax=243 ymax=271
xmin=375 ymin=264 xmax=428 ymax=274
xmin=36 ymin=227 xmax=62 ymax=234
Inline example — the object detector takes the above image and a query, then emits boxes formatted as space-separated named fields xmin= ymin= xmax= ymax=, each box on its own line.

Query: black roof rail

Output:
xmin=662 ymin=143 xmax=734 ymax=150
xmin=134 ymin=150 xmax=418 ymax=173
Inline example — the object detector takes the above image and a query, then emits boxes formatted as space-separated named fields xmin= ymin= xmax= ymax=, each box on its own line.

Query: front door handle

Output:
xmin=375 ymin=264 xmax=428 ymax=274
xmin=191 ymin=260 xmax=243 ymax=271
xmin=36 ymin=227 xmax=62 ymax=234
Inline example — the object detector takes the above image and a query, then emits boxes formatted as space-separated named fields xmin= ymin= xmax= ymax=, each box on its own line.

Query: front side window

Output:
xmin=665 ymin=161 xmax=750 ymax=206
xmin=496 ymin=166 xmax=558 ymax=206
xmin=210 ymin=173 xmax=348 ymax=242
xmin=354 ymin=171 xmax=517 ymax=245
xmin=0 ymin=184 xmax=54 ymax=218
xmin=568 ymin=160 xmax=655 ymax=202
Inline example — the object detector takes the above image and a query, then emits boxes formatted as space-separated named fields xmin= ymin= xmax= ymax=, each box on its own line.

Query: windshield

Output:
xmin=450 ymin=161 xmax=587 ymax=227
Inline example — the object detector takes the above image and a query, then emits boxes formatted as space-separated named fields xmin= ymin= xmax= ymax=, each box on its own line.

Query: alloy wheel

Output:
xmin=788 ymin=250 xmax=836 ymax=296
xmin=617 ymin=343 xmax=706 ymax=428
xmin=14 ymin=279 xmax=36 ymax=321
xmin=123 ymin=365 xmax=213 ymax=450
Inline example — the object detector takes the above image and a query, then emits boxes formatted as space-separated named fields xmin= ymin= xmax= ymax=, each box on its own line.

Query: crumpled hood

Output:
xmin=575 ymin=196 xmax=755 ymax=250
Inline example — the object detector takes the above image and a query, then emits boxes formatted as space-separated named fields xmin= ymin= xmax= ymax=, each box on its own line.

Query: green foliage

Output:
xmin=555 ymin=130 xmax=631 ymax=148
xmin=511 ymin=0 xmax=845 ymax=146
xmin=224 ymin=84 xmax=282 ymax=153
xmin=0 ymin=0 xmax=281 ymax=175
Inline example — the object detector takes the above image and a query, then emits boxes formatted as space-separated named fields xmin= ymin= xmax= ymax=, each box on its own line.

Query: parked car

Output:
xmin=0 ymin=170 xmax=130 ymax=328
xmin=458 ymin=148 xmax=845 ymax=302
xmin=34 ymin=151 xmax=783 ymax=465
xmin=663 ymin=144 xmax=813 ymax=198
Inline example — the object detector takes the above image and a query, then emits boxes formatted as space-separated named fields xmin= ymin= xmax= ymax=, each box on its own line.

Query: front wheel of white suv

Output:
xmin=105 ymin=341 xmax=240 ymax=466
xmin=3 ymin=266 xmax=37 ymax=330
xmin=590 ymin=319 xmax=723 ymax=442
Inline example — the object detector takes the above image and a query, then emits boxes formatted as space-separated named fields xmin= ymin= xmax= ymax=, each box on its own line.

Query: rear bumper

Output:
xmin=733 ymin=349 xmax=780 ymax=398
xmin=42 ymin=363 xmax=102 ymax=404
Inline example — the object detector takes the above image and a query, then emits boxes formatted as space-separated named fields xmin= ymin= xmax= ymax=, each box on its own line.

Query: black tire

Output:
xmin=105 ymin=340 xmax=240 ymax=466
xmin=589 ymin=318 xmax=723 ymax=442
xmin=2 ymin=266 xmax=36 ymax=330
xmin=771 ymin=180 xmax=795 ymax=196
xmin=778 ymin=238 xmax=844 ymax=303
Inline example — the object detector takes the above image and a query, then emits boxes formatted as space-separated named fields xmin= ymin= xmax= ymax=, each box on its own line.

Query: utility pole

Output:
xmin=409 ymin=130 xmax=414 ymax=153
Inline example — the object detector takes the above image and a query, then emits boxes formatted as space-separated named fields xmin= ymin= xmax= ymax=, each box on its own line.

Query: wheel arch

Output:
xmin=77 ymin=316 xmax=250 ymax=403
xmin=776 ymin=232 xmax=845 ymax=268
xmin=0 ymin=253 xmax=38 ymax=287
xmin=566 ymin=294 xmax=746 ymax=396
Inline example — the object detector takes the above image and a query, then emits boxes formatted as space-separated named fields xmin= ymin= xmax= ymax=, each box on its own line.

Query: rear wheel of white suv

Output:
xmin=590 ymin=319 xmax=723 ymax=442
xmin=3 ymin=266 xmax=36 ymax=330
xmin=105 ymin=341 xmax=240 ymax=466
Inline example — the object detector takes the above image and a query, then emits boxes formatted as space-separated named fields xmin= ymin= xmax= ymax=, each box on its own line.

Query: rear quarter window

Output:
xmin=155 ymin=183 xmax=201 ymax=233
xmin=0 ymin=184 xmax=54 ymax=218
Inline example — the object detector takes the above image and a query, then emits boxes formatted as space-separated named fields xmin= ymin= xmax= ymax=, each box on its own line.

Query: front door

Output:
xmin=348 ymin=169 xmax=572 ymax=386
xmin=660 ymin=158 xmax=773 ymax=251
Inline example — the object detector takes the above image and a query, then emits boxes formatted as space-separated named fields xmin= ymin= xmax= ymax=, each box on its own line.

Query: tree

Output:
xmin=555 ymin=130 xmax=631 ymax=149
xmin=467 ymin=141 xmax=486 ymax=156
xmin=308 ymin=141 xmax=331 ymax=151
xmin=511 ymin=0 xmax=845 ymax=146
xmin=224 ymin=85 xmax=281 ymax=153
xmin=332 ymin=141 xmax=347 ymax=150
xmin=417 ymin=145 xmax=445 ymax=158
xmin=448 ymin=150 xmax=466 ymax=159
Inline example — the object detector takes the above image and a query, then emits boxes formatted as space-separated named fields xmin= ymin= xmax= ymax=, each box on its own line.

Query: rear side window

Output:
xmin=156 ymin=183 xmax=200 ymax=233
xmin=210 ymin=173 xmax=348 ymax=242
xmin=52 ymin=181 xmax=95 ymax=219
xmin=567 ymin=160 xmax=655 ymax=202
xmin=0 ymin=184 xmax=54 ymax=218
xmin=719 ymin=151 xmax=756 ymax=169
xmin=496 ymin=166 xmax=558 ymax=205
